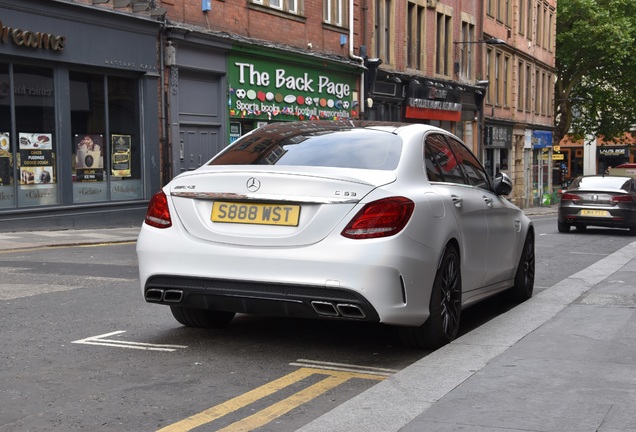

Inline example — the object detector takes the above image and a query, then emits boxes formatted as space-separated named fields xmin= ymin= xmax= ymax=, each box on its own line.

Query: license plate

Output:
xmin=580 ymin=209 xmax=610 ymax=217
xmin=211 ymin=201 xmax=301 ymax=226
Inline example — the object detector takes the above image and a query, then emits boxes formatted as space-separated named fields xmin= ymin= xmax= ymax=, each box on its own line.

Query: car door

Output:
xmin=424 ymin=133 xmax=487 ymax=292
xmin=446 ymin=136 xmax=518 ymax=287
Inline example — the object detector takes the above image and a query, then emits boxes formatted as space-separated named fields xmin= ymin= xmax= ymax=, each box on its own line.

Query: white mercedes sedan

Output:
xmin=136 ymin=121 xmax=534 ymax=349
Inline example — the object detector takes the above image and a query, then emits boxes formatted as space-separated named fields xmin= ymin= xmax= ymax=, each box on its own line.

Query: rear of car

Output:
xmin=137 ymin=120 xmax=534 ymax=349
xmin=137 ymin=121 xmax=437 ymax=328
xmin=557 ymin=175 xmax=636 ymax=234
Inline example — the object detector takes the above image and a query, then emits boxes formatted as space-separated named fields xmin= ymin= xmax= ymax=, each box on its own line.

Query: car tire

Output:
xmin=557 ymin=221 xmax=570 ymax=232
xmin=170 ymin=306 xmax=235 ymax=328
xmin=630 ymin=226 xmax=636 ymax=236
xmin=399 ymin=244 xmax=461 ymax=350
xmin=509 ymin=230 xmax=535 ymax=303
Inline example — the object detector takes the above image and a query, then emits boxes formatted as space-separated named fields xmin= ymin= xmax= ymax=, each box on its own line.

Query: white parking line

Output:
xmin=72 ymin=330 xmax=187 ymax=352
xmin=289 ymin=359 xmax=399 ymax=377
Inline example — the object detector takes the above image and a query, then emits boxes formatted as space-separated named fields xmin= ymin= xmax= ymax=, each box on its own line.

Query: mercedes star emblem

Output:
xmin=246 ymin=177 xmax=261 ymax=192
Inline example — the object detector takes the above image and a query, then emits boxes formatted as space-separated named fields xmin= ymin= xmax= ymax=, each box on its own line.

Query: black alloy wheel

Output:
xmin=510 ymin=231 xmax=535 ymax=302
xmin=399 ymin=244 xmax=462 ymax=349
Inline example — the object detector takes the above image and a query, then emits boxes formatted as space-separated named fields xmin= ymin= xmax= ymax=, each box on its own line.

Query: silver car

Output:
xmin=137 ymin=121 xmax=534 ymax=349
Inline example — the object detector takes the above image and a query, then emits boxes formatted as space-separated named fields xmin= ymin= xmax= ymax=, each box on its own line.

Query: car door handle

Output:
xmin=451 ymin=195 xmax=463 ymax=208
xmin=483 ymin=196 xmax=494 ymax=208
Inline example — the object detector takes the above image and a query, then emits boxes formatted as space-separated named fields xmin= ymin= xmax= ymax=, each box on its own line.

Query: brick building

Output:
xmin=0 ymin=0 xmax=557 ymax=231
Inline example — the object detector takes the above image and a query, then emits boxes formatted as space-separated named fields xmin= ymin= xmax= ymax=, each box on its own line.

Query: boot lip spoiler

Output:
xmin=169 ymin=191 xmax=359 ymax=204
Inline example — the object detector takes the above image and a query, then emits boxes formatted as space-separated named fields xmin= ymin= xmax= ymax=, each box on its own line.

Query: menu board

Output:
xmin=18 ymin=132 xmax=55 ymax=185
xmin=111 ymin=134 xmax=131 ymax=177
xmin=74 ymin=134 xmax=104 ymax=182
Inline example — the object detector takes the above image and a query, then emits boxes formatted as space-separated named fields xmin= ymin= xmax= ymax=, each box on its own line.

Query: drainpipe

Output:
xmin=349 ymin=0 xmax=365 ymax=115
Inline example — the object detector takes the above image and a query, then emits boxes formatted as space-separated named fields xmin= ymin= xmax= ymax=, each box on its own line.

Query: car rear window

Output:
xmin=209 ymin=129 xmax=403 ymax=170
xmin=572 ymin=176 xmax=631 ymax=191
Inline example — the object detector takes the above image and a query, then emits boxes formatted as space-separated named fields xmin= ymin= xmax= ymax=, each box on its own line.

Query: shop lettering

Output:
xmin=318 ymin=76 xmax=350 ymax=98
xmin=112 ymin=185 xmax=138 ymax=193
xmin=408 ymin=97 xmax=461 ymax=112
xmin=14 ymin=85 xmax=54 ymax=97
xmin=235 ymin=62 xmax=350 ymax=98
xmin=0 ymin=191 xmax=14 ymax=201
xmin=0 ymin=19 xmax=65 ymax=52
xmin=27 ymin=190 xmax=52 ymax=199
xmin=80 ymin=187 xmax=100 ymax=195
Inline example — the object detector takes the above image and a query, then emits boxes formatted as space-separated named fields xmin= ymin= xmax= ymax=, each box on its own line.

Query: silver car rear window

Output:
xmin=210 ymin=129 xmax=403 ymax=170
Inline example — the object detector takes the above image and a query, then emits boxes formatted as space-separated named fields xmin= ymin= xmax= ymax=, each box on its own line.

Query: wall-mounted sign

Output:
xmin=598 ymin=147 xmax=627 ymax=156
xmin=532 ymin=130 xmax=553 ymax=149
xmin=484 ymin=125 xmax=513 ymax=148
xmin=0 ymin=19 xmax=65 ymax=52
xmin=228 ymin=54 xmax=356 ymax=121
xmin=404 ymin=80 xmax=462 ymax=121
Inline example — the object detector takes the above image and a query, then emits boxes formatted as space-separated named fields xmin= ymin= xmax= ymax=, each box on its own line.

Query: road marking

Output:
xmin=72 ymin=330 xmax=187 ymax=352
xmin=157 ymin=366 xmax=387 ymax=432
xmin=290 ymin=359 xmax=399 ymax=377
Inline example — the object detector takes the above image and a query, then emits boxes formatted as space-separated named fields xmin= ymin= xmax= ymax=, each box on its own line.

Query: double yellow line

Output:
xmin=157 ymin=367 xmax=386 ymax=432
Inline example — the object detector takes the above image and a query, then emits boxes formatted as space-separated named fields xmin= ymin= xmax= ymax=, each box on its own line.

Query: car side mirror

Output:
xmin=493 ymin=172 xmax=513 ymax=196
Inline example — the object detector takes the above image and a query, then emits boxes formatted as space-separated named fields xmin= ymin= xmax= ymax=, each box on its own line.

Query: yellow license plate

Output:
xmin=580 ymin=209 xmax=610 ymax=217
xmin=211 ymin=202 xmax=301 ymax=226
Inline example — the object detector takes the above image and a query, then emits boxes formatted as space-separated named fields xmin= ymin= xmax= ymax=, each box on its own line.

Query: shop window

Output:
xmin=14 ymin=65 xmax=58 ymax=207
xmin=108 ymin=76 xmax=142 ymax=201
xmin=71 ymin=72 xmax=106 ymax=203
xmin=70 ymin=72 xmax=142 ymax=203
xmin=0 ymin=63 xmax=13 ymax=208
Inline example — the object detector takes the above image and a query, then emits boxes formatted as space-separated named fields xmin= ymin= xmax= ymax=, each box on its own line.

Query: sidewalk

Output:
xmin=299 ymin=239 xmax=636 ymax=432
xmin=0 ymin=226 xmax=141 ymax=251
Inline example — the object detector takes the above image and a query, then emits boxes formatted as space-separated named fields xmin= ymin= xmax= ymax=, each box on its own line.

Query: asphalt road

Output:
xmin=1 ymin=215 xmax=634 ymax=431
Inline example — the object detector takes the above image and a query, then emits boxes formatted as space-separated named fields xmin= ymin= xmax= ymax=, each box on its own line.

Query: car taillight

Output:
xmin=610 ymin=195 xmax=633 ymax=204
xmin=144 ymin=190 xmax=172 ymax=228
xmin=341 ymin=197 xmax=414 ymax=239
xmin=561 ymin=192 xmax=582 ymax=202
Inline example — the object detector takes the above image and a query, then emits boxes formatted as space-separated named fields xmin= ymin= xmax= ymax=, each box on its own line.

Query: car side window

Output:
xmin=424 ymin=134 xmax=467 ymax=185
xmin=445 ymin=137 xmax=493 ymax=191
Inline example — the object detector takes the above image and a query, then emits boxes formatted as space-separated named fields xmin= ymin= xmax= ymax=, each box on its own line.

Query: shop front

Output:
xmin=531 ymin=130 xmax=553 ymax=207
xmin=227 ymin=48 xmax=360 ymax=140
xmin=0 ymin=0 xmax=160 ymax=231
xmin=483 ymin=123 xmax=512 ymax=178
xmin=402 ymin=79 xmax=481 ymax=155
xmin=598 ymin=146 xmax=630 ymax=174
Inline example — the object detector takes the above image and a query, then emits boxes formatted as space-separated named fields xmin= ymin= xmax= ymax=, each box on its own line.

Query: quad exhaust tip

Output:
xmin=311 ymin=301 xmax=366 ymax=319
xmin=145 ymin=288 xmax=184 ymax=303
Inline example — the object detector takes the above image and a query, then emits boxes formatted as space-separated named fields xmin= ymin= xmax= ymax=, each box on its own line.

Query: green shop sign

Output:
xmin=228 ymin=54 xmax=357 ymax=121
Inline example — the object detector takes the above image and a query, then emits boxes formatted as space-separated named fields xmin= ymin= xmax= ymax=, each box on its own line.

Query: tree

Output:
xmin=554 ymin=0 xmax=636 ymax=144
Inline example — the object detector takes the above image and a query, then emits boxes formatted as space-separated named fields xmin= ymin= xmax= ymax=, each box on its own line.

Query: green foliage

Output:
xmin=555 ymin=0 xmax=636 ymax=143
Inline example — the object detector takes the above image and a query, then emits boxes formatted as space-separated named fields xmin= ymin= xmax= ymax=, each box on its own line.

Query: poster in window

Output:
xmin=0 ymin=132 xmax=12 ymax=186
xmin=111 ymin=134 xmax=131 ymax=177
xmin=74 ymin=134 xmax=104 ymax=182
xmin=18 ymin=132 xmax=55 ymax=185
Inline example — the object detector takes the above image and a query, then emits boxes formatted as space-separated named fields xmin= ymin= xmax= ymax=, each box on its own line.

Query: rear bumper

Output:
xmin=143 ymin=275 xmax=380 ymax=322
xmin=136 ymin=222 xmax=441 ymax=327
xmin=558 ymin=208 xmax=636 ymax=229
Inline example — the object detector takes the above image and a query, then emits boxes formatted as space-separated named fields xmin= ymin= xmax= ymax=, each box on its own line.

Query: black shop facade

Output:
xmin=0 ymin=0 xmax=160 ymax=232
xmin=369 ymin=75 xmax=482 ymax=155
